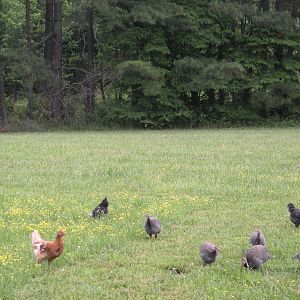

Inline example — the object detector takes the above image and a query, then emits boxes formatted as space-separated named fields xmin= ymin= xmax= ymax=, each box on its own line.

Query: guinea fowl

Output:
xmin=242 ymin=245 xmax=270 ymax=270
xmin=144 ymin=214 xmax=161 ymax=238
xmin=90 ymin=196 xmax=109 ymax=218
xmin=200 ymin=241 xmax=220 ymax=266
xmin=250 ymin=230 xmax=266 ymax=246
xmin=287 ymin=203 xmax=300 ymax=227
xmin=293 ymin=253 xmax=300 ymax=260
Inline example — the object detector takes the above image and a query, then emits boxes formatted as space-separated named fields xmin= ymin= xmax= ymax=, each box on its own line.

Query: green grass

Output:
xmin=0 ymin=129 xmax=300 ymax=299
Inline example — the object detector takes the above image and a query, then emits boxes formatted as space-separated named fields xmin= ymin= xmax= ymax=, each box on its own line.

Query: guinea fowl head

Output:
xmin=288 ymin=203 xmax=295 ymax=212
xmin=256 ymin=230 xmax=262 ymax=241
xmin=241 ymin=253 xmax=249 ymax=269
xmin=293 ymin=253 xmax=300 ymax=260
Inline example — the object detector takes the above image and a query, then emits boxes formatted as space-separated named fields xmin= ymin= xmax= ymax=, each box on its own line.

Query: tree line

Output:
xmin=0 ymin=0 xmax=300 ymax=130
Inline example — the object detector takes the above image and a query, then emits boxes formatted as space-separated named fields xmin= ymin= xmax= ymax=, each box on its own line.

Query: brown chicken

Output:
xmin=31 ymin=230 xmax=65 ymax=267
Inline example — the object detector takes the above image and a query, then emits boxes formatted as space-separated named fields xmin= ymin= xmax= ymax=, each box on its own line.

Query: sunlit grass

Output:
xmin=0 ymin=129 xmax=300 ymax=299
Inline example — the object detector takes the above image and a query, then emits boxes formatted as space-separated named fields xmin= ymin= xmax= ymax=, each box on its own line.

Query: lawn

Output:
xmin=0 ymin=129 xmax=300 ymax=299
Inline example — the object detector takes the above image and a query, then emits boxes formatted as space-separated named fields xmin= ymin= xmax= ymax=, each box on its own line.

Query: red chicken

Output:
xmin=31 ymin=230 xmax=65 ymax=267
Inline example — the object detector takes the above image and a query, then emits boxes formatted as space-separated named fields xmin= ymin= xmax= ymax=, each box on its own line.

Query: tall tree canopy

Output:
xmin=1 ymin=0 xmax=300 ymax=129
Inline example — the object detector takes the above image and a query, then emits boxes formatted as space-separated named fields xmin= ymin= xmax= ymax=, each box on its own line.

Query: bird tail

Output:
xmin=32 ymin=230 xmax=43 ymax=246
xmin=99 ymin=196 xmax=109 ymax=207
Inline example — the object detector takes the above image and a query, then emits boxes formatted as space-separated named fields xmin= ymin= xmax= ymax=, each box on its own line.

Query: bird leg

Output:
xmin=47 ymin=259 xmax=53 ymax=269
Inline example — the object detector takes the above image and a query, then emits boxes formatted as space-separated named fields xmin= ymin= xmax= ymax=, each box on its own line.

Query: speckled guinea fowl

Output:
xmin=144 ymin=214 xmax=161 ymax=238
xmin=287 ymin=203 xmax=300 ymax=227
xmin=250 ymin=230 xmax=266 ymax=246
xmin=242 ymin=245 xmax=270 ymax=270
xmin=200 ymin=241 xmax=220 ymax=266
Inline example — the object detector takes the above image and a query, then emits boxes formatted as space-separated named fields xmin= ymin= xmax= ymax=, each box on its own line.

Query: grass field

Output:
xmin=1 ymin=129 xmax=300 ymax=299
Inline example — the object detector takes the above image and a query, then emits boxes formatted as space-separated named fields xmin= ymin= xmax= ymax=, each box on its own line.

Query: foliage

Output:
xmin=2 ymin=0 xmax=300 ymax=128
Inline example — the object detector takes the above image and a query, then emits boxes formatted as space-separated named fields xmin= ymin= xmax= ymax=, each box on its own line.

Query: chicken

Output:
xmin=242 ymin=245 xmax=270 ymax=270
xmin=89 ymin=196 xmax=109 ymax=218
xmin=287 ymin=203 xmax=300 ymax=227
xmin=249 ymin=230 xmax=266 ymax=246
xmin=31 ymin=230 xmax=65 ymax=267
xmin=144 ymin=214 xmax=161 ymax=238
xmin=200 ymin=241 xmax=220 ymax=266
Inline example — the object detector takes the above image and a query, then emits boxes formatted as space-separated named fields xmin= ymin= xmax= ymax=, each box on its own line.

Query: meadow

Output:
xmin=0 ymin=128 xmax=300 ymax=299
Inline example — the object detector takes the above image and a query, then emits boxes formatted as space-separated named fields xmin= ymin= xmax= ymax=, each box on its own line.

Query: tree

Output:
xmin=25 ymin=0 xmax=34 ymax=119
xmin=50 ymin=0 xmax=63 ymax=119
xmin=1 ymin=0 xmax=300 ymax=128
xmin=45 ymin=0 xmax=53 ymax=65
xmin=0 ymin=0 xmax=8 ymax=130
xmin=85 ymin=4 xmax=95 ymax=113
xmin=259 ymin=0 xmax=269 ymax=12
xmin=275 ymin=0 xmax=284 ymax=12
xmin=291 ymin=0 xmax=298 ymax=18
xmin=0 ymin=63 xmax=7 ymax=130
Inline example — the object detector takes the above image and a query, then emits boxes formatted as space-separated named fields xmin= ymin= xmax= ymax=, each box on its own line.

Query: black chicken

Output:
xmin=287 ymin=203 xmax=300 ymax=227
xmin=89 ymin=197 xmax=109 ymax=218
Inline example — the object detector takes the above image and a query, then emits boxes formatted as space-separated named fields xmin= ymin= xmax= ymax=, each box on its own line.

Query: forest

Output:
xmin=0 ymin=0 xmax=300 ymax=130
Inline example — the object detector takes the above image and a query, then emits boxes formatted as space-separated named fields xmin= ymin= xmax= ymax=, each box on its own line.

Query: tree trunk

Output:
xmin=190 ymin=91 xmax=200 ymax=108
xmin=44 ymin=0 xmax=53 ymax=116
xmin=242 ymin=88 xmax=251 ymax=106
xmin=85 ymin=5 xmax=95 ymax=114
xmin=275 ymin=0 xmax=284 ymax=65
xmin=275 ymin=0 xmax=284 ymax=12
xmin=218 ymin=89 xmax=225 ymax=105
xmin=44 ymin=0 xmax=53 ymax=65
xmin=25 ymin=0 xmax=34 ymax=119
xmin=206 ymin=89 xmax=215 ymax=104
xmin=0 ymin=64 xmax=8 ymax=130
xmin=259 ymin=0 xmax=269 ymax=11
xmin=288 ymin=0 xmax=298 ymax=56
xmin=100 ymin=78 xmax=106 ymax=102
xmin=51 ymin=0 xmax=63 ymax=119
xmin=291 ymin=0 xmax=298 ymax=18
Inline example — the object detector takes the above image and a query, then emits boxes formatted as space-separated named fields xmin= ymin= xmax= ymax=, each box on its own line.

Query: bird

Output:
xmin=242 ymin=245 xmax=270 ymax=270
xmin=287 ymin=203 xmax=300 ymax=227
xmin=249 ymin=230 xmax=266 ymax=246
xmin=144 ymin=214 xmax=161 ymax=238
xmin=200 ymin=241 xmax=220 ymax=266
xmin=89 ymin=196 xmax=109 ymax=218
xmin=293 ymin=253 xmax=300 ymax=260
xmin=31 ymin=230 xmax=65 ymax=267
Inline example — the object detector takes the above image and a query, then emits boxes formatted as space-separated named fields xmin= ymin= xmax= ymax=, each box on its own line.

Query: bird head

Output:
xmin=288 ymin=203 xmax=295 ymax=212
xmin=56 ymin=230 xmax=65 ymax=238
xmin=241 ymin=257 xmax=249 ymax=269
xmin=241 ymin=251 xmax=249 ymax=269
xmin=293 ymin=253 xmax=300 ymax=260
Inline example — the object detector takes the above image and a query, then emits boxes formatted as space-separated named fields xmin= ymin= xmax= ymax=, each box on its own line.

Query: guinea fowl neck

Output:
xmin=146 ymin=217 xmax=152 ymax=226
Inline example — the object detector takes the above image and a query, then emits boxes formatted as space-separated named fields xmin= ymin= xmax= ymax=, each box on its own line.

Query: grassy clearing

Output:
xmin=0 ymin=129 xmax=300 ymax=299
